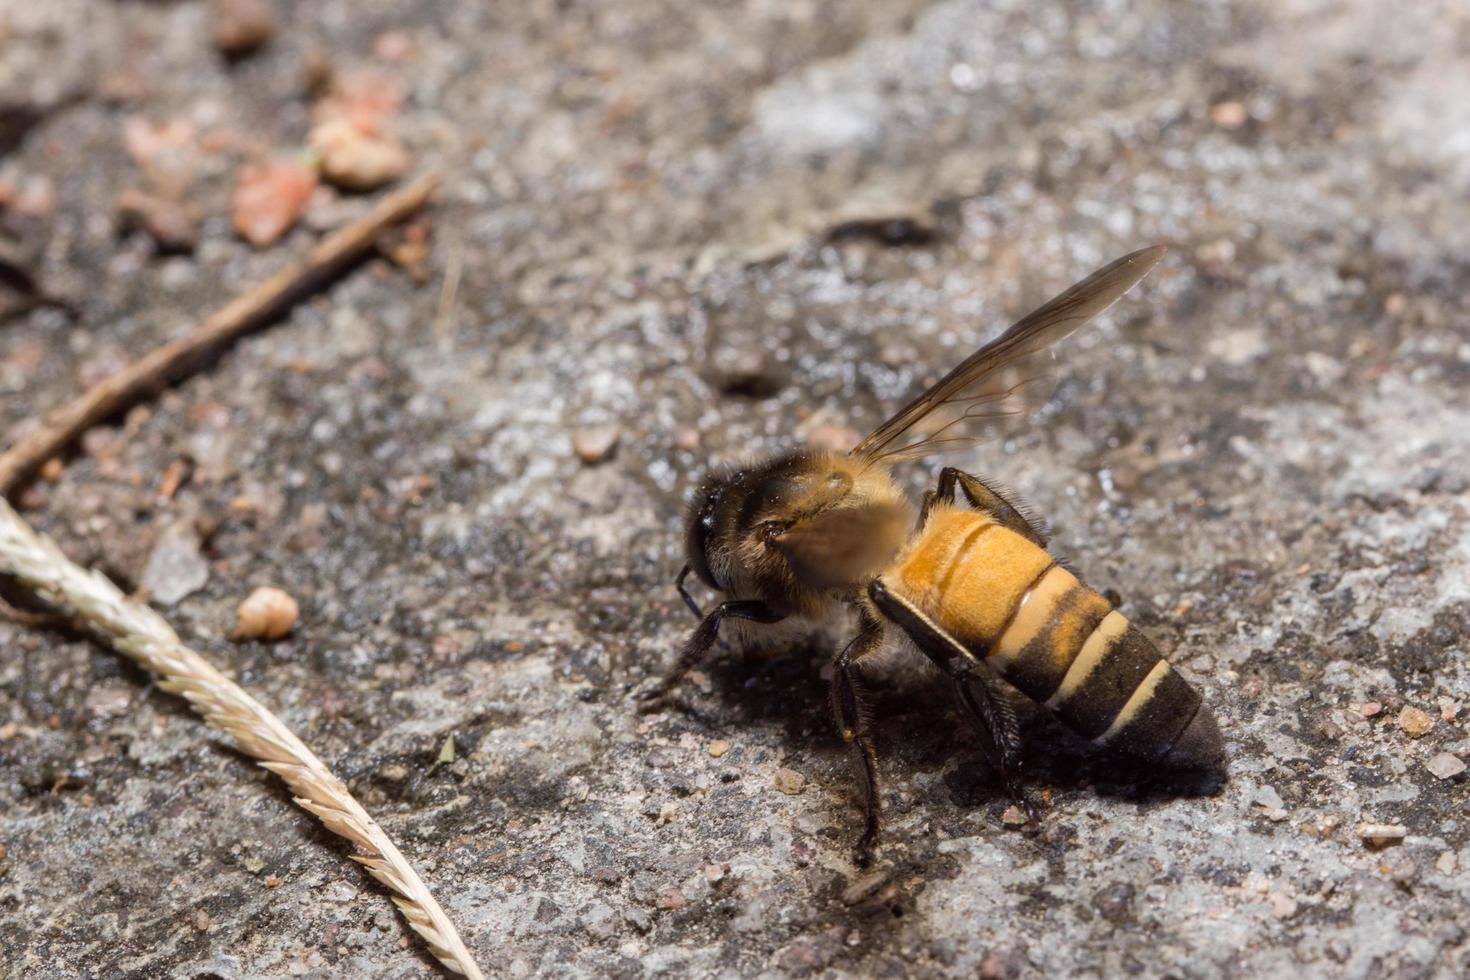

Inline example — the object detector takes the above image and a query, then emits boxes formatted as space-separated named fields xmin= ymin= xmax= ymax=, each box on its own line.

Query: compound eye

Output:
xmin=685 ymin=487 xmax=723 ymax=589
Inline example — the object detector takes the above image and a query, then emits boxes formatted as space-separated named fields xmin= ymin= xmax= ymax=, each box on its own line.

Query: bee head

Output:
xmin=684 ymin=454 xmax=852 ymax=594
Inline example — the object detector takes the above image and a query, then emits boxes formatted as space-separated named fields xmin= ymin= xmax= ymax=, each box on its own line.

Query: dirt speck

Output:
xmin=774 ymin=768 xmax=806 ymax=795
xmin=1397 ymin=705 xmax=1434 ymax=737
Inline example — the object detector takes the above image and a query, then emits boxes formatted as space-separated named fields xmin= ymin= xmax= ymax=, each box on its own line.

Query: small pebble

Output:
xmin=653 ymin=886 xmax=685 ymax=910
xmin=194 ymin=909 xmax=211 ymax=931
xmin=1001 ymin=805 xmax=1029 ymax=827
xmin=311 ymin=118 xmax=410 ymax=192
xmin=777 ymin=928 xmax=847 ymax=972
xmin=589 ymin=865 xmax=623 ymax=885
xmin=214 ymin=0 xmax=277 ymax=57
xmin=1397 ymin=705 xmax=1434 ymax=737
xmin=1093 ymin=882 xmax=1135 ymax=923
xmin=12 ymin=174 xmax=57 ymax=216
xmin=703 ymin=863 xmax=729 ymax=884
xmin=232 ymin=586 xmax=300 ymax=641
xmin=117 ymin=188 xmax=200 ymax=252
xmin=1269 ymin=891 xmax=1298 ymax=920
xmin=773 ymin=768 xmax=806 ymax=795
xmin=373 ymin=30 xmax=413 ymax=61
xmin=1210 ymin=101 xmax=1249 ymax=128
xmin=580 ymin=902 xmax=616 ymax=940
xmin=233 ymin=161 xmax=317 ymax=247
xmin=572 ymin=424 xmax=621 ymax=464
xmin=85 ymin=684 xmax=133 ymax=720
xmin=1426 ymin=752 xmax=1466 ymax=780
xmin=1437 ymin=851 xmax=1458 ymax=875
xmin=1358 ymin=823 xmax=1407 ymax=847
xmin=263 ymin=875 xmax=283 ymax=888
xmin=1358 ymin=701 xmax=1382 ymax=719
xmin=707 ymin=739 xmax=730 ymax=759
xmin=841 ymin=872 xmax=889 ymax=906
xmin=979 ymin=942 xmax=1027 ymax=980
xmin=1252 ymin=784 xmax=1285 ymax=811
xmin=622 ymin=907 xmax=652 ymax=934
xmin=141 ymin=522 xmax=209 ymax=605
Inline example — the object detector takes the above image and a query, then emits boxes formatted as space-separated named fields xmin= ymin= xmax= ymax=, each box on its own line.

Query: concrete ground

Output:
xmin=2 ymin=0 xmax=1468 ymax=976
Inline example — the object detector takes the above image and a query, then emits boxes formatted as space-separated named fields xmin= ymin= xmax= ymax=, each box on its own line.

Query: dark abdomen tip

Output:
xmin=1163 ymin=704 xmax=1226 ymax=770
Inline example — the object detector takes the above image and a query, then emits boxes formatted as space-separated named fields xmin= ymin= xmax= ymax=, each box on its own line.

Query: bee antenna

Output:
xmin=674 ymin=565 xmax=704 ymax=619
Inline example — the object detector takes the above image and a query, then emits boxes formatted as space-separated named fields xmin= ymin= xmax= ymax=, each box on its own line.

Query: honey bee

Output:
xmin=643 ymin=246 xmax=1224 ymax=862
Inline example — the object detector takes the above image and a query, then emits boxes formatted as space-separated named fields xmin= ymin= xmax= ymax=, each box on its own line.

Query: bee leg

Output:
xmin=916 ymin=489 xmax=940 ymax=529
xmin=935 ymin=467 xmax=1047 ymax=547
xmin=830 ymin=610 xmax=886 ymax=866
xmin=637 ymin=599 xmax=785 ymax=712
xmin=674 ymin=564 xmax=704 ymax=619
xmin=867 ymin=580 xmax=1037 ymax=820
xmin=954 ymin=668 xmax=1037 ymax=821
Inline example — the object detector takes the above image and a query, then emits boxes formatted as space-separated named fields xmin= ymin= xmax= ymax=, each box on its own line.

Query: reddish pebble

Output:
xmin=232 ymin=162 xmax=317 ymax=247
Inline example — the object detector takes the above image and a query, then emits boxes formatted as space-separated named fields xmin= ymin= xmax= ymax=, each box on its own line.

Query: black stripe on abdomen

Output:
xmin=1050 ymin=618 xmax=1164 ymax=739
xmin=995 ymin=579 xmax=1111 ymax=704
xmin=1102 ymin=664 xmax=1202 ymax=761
xmin=1045 ymin=613 xmax=1202 ymax=760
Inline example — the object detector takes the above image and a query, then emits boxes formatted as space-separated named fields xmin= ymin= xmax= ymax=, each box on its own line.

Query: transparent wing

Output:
xmin=850 ymin=245 xmax=1167 ymax=465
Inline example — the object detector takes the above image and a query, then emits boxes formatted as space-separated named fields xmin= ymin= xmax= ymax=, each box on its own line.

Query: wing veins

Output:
xmin=851 ymin=245 xmax=1167 ymax=463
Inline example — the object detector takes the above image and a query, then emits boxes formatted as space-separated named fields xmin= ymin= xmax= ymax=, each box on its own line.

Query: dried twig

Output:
xmin=433 ymin=229 xmax=464 ymax=353
xmin=0 ymin=171 xmax=441 ymax=498
xmin=0 ymin=495 xmax=483 ymax=978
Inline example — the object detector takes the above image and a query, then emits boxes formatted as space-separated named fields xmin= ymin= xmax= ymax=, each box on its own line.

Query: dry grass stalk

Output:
xmin=0 ymin=171 xmax=441 ymax=498
xmin=0 ymin=495 xmax=483 ymax=978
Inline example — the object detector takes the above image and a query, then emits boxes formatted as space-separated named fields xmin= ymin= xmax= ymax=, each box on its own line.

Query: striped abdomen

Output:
xmin=886 ymin=505 xmax=1220 ymax=765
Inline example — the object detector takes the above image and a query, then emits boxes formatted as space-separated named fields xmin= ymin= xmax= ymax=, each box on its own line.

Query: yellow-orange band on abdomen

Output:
xmin=1095 ymin=660 xmax=1171 ymax=743
xmin=1044 ymin=609 xmax=1128 ymax=708
xmin=990 ymin=565 xmax=1081 ymax=669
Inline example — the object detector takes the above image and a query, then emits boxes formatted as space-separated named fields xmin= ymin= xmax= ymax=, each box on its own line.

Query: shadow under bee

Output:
xmin=690 ymin=636 xmax=1223 ymax=821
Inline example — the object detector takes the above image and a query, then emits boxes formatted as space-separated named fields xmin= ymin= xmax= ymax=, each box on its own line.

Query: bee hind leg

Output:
xmin=954 ymin=669 xmax=1037 ymax=821
xmin=867 ymin=580 xmax=1038 ymax=822
xmin=830 ymin=609 xmax=886 ymax=866
xmin=934 ymin=467 xmax=1048 ymax=547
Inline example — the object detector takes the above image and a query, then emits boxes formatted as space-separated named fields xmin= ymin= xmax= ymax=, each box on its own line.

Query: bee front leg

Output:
xmin=637 ymin=599 xmax=785 ymax=712
xmin=673 ymin=564 xmax=704 ymax=619
xmin=830 ymin=610 xmax=886 ymax=866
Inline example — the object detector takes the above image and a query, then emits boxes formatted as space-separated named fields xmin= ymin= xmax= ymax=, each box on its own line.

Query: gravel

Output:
xmin=3 ymin=1 xmax=1469 ymax=977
